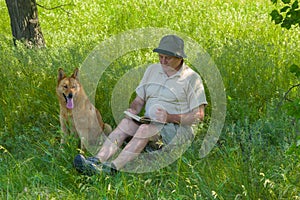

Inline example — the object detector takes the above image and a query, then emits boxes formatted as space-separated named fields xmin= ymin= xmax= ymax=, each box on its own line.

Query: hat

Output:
xmin=153 ymin=35 xmax=187 ymax=58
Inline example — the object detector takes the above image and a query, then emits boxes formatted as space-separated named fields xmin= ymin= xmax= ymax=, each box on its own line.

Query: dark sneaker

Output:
xmin=102 ymin=162 xmax=118 ymax=175
xmin=73 ymin=154 xmax=101 ymax=176
xmin=86 ymin=156 xmax=101 ymax=164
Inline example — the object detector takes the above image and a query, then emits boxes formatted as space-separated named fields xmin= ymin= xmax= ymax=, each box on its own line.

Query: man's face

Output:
xmin=158 ymin=54 xmax=182 ymax=69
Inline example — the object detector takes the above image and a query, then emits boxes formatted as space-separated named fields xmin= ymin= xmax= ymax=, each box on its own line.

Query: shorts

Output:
xmin=148 ymin=123 xmax=194 ymax=150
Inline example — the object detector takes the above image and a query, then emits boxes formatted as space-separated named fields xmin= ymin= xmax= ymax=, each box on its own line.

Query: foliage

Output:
xmin=270 ymin=1 xmax=300 ymax=179
xmin=270 ymin=0 xmax=300 ymax=29
xmin=0 ymin=0 xmax=300 ymax=199
xmin=290 ymin=64 xmax=300 ymax=77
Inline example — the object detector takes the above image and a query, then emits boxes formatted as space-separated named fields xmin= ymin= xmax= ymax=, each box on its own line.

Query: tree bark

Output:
xmin=5 ymin=0 xmax=45 ymax=48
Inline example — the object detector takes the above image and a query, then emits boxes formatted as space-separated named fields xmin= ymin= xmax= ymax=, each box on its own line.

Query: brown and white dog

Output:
xmin=56 ymin=68 xmax=111 ymax=150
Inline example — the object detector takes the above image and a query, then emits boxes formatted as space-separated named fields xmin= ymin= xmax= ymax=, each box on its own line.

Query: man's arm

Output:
xmin=127 ymin=96 xmax=145 ymax=115
xmin=156 ymin=104 xmax=205 ymax=125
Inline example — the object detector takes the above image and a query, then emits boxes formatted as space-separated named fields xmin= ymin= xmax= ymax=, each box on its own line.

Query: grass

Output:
xmin=0 ymin=0 xmax=300 ymax=199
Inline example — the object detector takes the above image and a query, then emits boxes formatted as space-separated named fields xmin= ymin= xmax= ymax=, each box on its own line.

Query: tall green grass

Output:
xmin=0 ymin=0 xmax=299 ymax=199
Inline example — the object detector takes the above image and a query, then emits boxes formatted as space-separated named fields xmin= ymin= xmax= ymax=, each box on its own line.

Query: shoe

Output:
xmin=86 ymin=156 xmax=101 ymax=164
xmin=102 ymin=162 xmax=118 ymax=175
xmin=73 ymin=154 xmax=101 ymax=176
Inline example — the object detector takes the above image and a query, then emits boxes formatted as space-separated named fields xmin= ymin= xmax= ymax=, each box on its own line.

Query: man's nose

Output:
xmin=160 ymin=58 xmax=167 ymax=64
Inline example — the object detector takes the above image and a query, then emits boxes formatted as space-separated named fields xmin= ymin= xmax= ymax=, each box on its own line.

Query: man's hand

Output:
xmin=154 ymin=105 xmax=205 ymax=125
xmin=155 ymin=108 xmax=168 ymax=123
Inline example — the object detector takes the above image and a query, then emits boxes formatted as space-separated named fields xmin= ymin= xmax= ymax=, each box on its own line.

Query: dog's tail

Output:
xmin=103 ymin=123 xmax=112 ymax=135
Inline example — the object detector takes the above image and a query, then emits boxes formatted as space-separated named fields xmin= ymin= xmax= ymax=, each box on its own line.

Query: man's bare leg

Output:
xmin=95 ymin=118 xmax=139 ymax=162
xmin=112 ymin=124 xmax=159 ymax=170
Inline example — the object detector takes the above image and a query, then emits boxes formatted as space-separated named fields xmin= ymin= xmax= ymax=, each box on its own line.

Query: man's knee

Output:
xmin=135 ymin=124 xmax=159 ymax=139
xmin=116 ymin=118 xmax=139 ymax=136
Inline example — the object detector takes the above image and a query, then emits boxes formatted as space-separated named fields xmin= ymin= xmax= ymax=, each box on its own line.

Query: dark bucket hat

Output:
xmin=153 ymin=35 xmax=187 ymax=58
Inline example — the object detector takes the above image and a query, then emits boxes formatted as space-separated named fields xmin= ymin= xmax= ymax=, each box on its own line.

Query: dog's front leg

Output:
xmin=60 ymin=115 xmax=68 ymax=144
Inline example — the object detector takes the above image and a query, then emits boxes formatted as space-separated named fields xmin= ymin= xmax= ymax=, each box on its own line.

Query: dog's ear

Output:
xmin=58 ymin=68 xmax=66 ymax=83
xmin=71 ymin=68 xmax=79 ymax=80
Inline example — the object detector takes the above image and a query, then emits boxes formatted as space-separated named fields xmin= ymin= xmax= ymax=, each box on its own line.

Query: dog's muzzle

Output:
xmin=63 ymin=93 xmax=73 ymax=103
xmin=63 ymin=93 xmax=74 ymax=109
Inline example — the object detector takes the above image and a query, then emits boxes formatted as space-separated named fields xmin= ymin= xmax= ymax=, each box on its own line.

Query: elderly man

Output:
xmin=74 ymin=35 xmax=207 ymax=175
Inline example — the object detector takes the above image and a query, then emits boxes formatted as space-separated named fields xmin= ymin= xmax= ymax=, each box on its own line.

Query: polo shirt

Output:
xmin=136 ymin=63 xmax=207 ymax=119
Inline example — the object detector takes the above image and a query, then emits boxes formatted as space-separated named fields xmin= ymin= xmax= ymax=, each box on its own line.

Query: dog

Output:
xmin=56 ymin=68 xmax=111 ymax=151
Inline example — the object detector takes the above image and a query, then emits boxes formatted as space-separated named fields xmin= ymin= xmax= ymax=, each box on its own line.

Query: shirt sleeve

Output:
xmin=135 ymin=66 xmax=151 ymax=100
xmin=187 ymin=73 xmax=207 ymax=110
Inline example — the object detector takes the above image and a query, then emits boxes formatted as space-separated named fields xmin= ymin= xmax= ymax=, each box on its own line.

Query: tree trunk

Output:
xmin=5 ymin=0 xmax=45 ymax=48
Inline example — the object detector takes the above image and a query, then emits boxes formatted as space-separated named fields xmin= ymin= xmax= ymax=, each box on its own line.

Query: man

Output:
xmin=74 ymin=35 xmax=207 ymax=175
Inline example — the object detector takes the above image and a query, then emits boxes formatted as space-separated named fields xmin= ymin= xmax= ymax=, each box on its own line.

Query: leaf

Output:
xmin=289 ymin=64 xmax=300 ymax=78
xmin=292 ymin=0 xmax=299 ymax=9
xmin=281 ymin=17 xmax=292 ymax=29
xmin=270 ymin=10 xmax=284 ymax=24
xmin=282 ymin=0 xmax=291 ymax=4
xmin=271 ymin=0 xmax=278 ymax=4
xmin=290 ymin=11 xmax=300 ymax=25
xmin=291 ymin=10 xmax=300 ymax=23
xmin=280 ymin=5 xmax=290 ymax=12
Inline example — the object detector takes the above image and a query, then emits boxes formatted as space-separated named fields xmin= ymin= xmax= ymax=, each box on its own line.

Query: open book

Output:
xmin=124 ymin=111 xmax=165 ymax=124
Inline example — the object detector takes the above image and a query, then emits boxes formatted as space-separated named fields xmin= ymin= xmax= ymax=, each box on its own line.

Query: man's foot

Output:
xmin=102 ymin=162 xmax=118 ymax=175
xmin=73 ymin=154 xmax=102 ymax=176
xmin=73 ymin=154 xmax=117 ymax=176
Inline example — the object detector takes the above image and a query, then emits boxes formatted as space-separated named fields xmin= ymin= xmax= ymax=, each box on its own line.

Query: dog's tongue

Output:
xmin=66 ymin=97 xmax=74 ymax=109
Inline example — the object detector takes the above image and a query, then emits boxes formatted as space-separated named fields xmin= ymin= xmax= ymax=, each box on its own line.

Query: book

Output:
xmin=124 ymin=111 xmax=165 ymax=124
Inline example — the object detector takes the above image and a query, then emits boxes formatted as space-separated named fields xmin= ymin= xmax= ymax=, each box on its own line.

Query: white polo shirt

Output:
xmin=136 ymin=63 xmax=207 ymax=119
